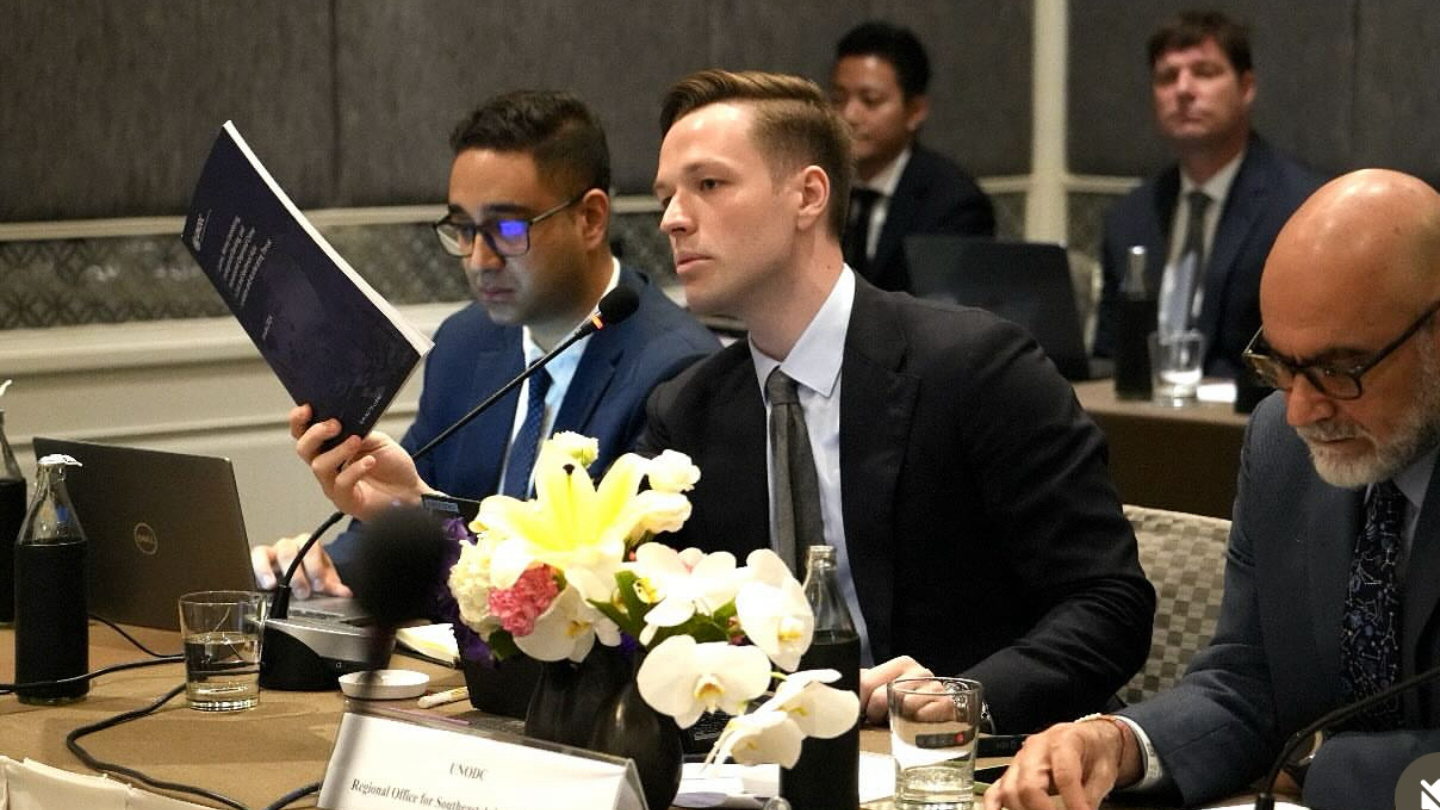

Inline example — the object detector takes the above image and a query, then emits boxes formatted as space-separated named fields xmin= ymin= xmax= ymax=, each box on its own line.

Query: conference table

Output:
xmin=1073 ymin=380 xmax=1251 ymax=520
xmin=3 ymin=623 xmax=1265 ymax=810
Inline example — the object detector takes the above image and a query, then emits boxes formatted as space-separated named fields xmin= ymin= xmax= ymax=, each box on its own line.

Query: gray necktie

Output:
xmin=1180 ymin=190 xmax=1211 ymax=324
xmin=766 ymin=368 xmax=825 ymax=576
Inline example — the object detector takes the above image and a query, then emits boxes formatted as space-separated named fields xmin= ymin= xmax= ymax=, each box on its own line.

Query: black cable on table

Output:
xmin=65 ymin=683 xmax=251 ymax=810
xmin=90 ymin=613 xmax=183 ymax=658
xmin=0 ymin=656 xmax=182 ymax=695
xmin=260 ymin=781 xmax=322 ymax=810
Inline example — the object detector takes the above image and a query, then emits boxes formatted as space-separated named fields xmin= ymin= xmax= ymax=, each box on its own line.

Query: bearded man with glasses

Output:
xmin=254 ymin=91 xmax=717 ymax=600
xmin=989 ymin=169 xmax=1440 ymax=810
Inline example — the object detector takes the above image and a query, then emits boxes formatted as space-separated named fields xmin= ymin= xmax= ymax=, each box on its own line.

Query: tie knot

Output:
xmin=1371 ymin=479 xmax=1406 ymax=515
xmin=766 ymin=368 xmax=800 ymax=406
xmin=530 ymin=367 xmax=553 ymax=397
xmin=1187 ymin=190 xmax=1211 ymax=218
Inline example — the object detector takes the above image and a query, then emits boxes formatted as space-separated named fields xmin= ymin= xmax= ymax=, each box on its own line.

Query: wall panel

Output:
xmin=1355 ymin=1 xmax=1440 ymax=185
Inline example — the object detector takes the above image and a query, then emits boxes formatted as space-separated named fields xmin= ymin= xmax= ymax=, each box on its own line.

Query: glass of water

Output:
xmin=178 ymin=590 xmax=266 ymax=712
xmin=887 ymin=676 xmax=982 ymax=810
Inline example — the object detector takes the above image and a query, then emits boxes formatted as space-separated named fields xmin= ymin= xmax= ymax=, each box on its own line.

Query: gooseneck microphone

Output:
xmin=259 ymin=285 xmax=640 ymax=690
xmin=1254 ymin=662 xmax=1440 ymax=809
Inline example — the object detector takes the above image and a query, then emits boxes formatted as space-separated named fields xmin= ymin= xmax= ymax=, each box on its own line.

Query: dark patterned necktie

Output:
xmin=1338 ymin=480 xmax=1406 ymax=731
xmin=1179 ymin=190 xmax=1210 ymax=325
xmin=766 ymin=368 xmax=825 ymax=576
xmin=501 ymin=368 xmax=552 ymax=499
xmin=842 ymin=188 xmax=881 ymax=277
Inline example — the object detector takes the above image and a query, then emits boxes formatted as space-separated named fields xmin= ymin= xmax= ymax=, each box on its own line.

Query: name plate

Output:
xmin=319 ymin=706 xmax=644 ymax=810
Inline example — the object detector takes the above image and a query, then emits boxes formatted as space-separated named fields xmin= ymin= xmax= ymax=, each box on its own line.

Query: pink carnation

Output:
xmin=488 ymin=565 xmax=561 ymax=636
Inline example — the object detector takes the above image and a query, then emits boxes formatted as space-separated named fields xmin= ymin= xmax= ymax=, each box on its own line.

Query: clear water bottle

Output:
xmin=0 ymin=409 xmax=26 ymax=625
xmin=14 ymin=453 xmax=89 ymax=705
xmin=780 ymin=545 xmax=860 ymax=810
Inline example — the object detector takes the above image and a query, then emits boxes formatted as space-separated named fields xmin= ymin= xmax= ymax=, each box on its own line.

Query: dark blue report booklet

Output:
xmin=183 ymin=121 xmax=432 ymax=441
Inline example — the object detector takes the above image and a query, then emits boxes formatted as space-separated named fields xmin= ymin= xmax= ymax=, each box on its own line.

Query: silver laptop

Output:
xmin=30 ymin=438 xmax=364 ymax=630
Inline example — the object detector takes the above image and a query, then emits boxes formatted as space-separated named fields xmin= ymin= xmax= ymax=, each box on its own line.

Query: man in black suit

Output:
xmin=645 ymin=69 xmax=1154 ymax=733
xmin=1093 ymin=10 xmax=1324 ymax=378
xmin=829 ymin=21 xmax=995 ymax=293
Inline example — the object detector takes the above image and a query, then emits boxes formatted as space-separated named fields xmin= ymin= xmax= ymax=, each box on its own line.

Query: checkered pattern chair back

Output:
xmin=1121 ymin=504 xmax=1232 ymax=705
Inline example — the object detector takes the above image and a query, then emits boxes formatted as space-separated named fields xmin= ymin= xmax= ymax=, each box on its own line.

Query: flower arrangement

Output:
xmin=444 ymin=432 xmax=859 ymax=766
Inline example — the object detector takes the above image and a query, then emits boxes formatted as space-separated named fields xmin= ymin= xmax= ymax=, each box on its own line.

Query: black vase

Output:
xmin=524 ymin=644 xmax=633 ymax=748
xmin=586 ymin=651 xmax=683 ymax=810
xmin=461 ymin=654 xmax=541 ymax=719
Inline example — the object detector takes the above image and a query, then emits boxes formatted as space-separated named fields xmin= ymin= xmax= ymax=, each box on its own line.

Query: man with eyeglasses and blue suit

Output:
xmin=989 ymin=169 xmax=1440 ymax=810
xmin=253 ymin=91 xmax=717 ymax=597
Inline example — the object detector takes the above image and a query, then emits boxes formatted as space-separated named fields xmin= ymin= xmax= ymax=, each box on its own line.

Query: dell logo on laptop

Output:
xmin=133 ymin=523 xmax=159 ymax=556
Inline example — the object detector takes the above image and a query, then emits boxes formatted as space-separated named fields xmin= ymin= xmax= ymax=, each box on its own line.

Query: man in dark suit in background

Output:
xmin=989 ymin=170 xmax=1440 ymax=810
xmin=1092 ymin=10 xmax=1324 ymax=378
xmin=260 ymin=91 xmax=716 ymax=593
xmin=829 ymin=20 xmax=995 ymax=294
xmin=644 ymin=69 xmax=1153 ymax=733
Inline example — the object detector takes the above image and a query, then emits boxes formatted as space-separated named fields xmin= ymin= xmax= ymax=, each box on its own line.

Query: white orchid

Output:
xmin=512 ymin=584 xmax=620 ymax=663
xmin=636 ymin=636 xmax=773 ymax=729
xmin=710 ymin=709 xmax=806 ymax=768
xmin=629 ymin=545 xmax=740 ymax=644
xmin=754 ymin=669 xmax=860 ymax=739
xmin=734 ymin=549 xmax=814 ymax=672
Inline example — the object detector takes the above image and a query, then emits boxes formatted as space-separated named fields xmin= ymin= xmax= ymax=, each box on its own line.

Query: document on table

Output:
xmin=675 ymin=751 xmax=895 ymax=808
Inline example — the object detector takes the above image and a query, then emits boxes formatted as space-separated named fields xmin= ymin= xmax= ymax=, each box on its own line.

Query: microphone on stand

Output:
xmin=1254 ymin=663 xmax=1440 ymax=809
xmin=259 ymin=285 xmax=641 ymax=690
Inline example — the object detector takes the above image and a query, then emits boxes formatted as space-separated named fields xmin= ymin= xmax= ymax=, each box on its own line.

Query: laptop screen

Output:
xmin=30 ymin=438 xmax=259 ymax=630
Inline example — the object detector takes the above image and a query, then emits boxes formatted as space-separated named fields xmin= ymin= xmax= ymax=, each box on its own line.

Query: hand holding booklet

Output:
xmin=182 ymin=121 xmax=432 ymax=441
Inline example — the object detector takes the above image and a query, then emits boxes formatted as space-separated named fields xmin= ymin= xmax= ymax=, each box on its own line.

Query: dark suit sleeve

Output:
xmin=941 ymin=315 xmax=1154 ymax=729
xmin=1304 ymin=730 xmax=1440 ymax=808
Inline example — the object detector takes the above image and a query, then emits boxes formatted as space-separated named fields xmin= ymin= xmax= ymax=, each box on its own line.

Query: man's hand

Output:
xmin=290 ymin=404 xmax=431 ymax=521
xmin=859 ymin=655 xmax=934 ymax=725
xmin=251 ymin=533 xmax=352 ymax=599
xmin=983 ymin=718 xmax=1139 ymax=810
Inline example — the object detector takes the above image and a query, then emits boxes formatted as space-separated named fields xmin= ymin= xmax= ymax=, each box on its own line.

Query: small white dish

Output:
xmin=339 ymin=669 xmax=430 ymax=700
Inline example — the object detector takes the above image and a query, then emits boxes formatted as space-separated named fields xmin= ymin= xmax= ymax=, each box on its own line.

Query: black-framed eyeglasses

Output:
xmin=1242 ymin=299 xmax=1440 ymax=400
xmin=432 ymin=193 xmax=583 ymax=258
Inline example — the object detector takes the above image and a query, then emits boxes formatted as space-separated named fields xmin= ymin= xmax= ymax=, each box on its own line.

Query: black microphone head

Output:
xmin=348 ymin=506 xmax=452 ymax=627
xmin=597 ymin=284 xmax=640 ymax=326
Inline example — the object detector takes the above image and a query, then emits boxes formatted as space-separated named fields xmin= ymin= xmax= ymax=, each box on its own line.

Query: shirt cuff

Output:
xmin=1110 ymin=715 xmax=1165 ymax=792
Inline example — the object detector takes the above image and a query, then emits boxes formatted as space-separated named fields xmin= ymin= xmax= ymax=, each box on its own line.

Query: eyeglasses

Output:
xmin=432 ymin=193 xmax=583 ymax=258
xmin=1242 ymin=299 xmax=1440 ymax=400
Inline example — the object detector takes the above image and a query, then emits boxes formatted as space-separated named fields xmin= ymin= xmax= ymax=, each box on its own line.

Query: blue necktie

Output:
xmin=501 ymin=369 xmax=552 ymax=499
xmin=1338 ymin=480 xmax=1406 ymax=731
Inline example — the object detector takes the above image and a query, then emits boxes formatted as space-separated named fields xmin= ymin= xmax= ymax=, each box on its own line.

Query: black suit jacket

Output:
xmin=640 ymin=278 xmax=1155 ymax=732
xmin=1093 ymin=134 xmax=1324 ymax=377
xmin=1124 ymin=393 xmax=1440 ymax=809
xmin=858 ymin=143 xmax=996 ymax=293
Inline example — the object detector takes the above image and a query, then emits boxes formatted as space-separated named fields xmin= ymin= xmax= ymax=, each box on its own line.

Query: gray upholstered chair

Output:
xmin=1120 ymin=504 xmax=1232 ymax=705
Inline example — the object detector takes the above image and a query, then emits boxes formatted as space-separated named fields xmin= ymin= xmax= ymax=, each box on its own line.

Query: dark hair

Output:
xmin=660 ymin=69 xmax=853 ymax=238
xmin=1147 ymin=10 xmax=1252 ymax=74
xmin=835 ymin=20 xmax=931 ymax=99
xmin=449 ymin=90 xmax=611 ymax=196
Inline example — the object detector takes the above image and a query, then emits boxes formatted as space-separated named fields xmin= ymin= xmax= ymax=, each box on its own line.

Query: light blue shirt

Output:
xmin=497 ymin=260 xmax=621 ymax=490
xmin=749 ymin=267 xmax=874 ymax=665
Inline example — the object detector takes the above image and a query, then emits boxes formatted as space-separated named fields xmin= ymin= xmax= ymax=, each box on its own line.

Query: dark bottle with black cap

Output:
xmin=1114 ymin=245 xmax=1158 ymax=400
xmin=780 ymin=545 xmax=860 ymax=810
xmin=0 ymin=408 xmax=26 ymax=625
xmin=14 ymin=453 xmax=89 ymax=705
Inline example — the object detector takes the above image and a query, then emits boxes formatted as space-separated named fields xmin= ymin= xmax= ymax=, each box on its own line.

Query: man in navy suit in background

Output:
xmin=829 ymin=20 xmax=995 ymax=294
xmin=1092 ymin=10 xmax=1324 ymax=378
xmin=256 ymin=91 xmax=716 ymax=594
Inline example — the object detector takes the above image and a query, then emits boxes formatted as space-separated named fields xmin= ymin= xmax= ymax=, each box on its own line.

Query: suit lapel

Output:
xmin=456 ymin=337 xmax=524 ymax=494
xmin=871 ymin=157 xmax=924 ymax=279
xmin=1403 ymin=454 xmax=1440 ymax=683
xmin=1144 ymin=169 xmax=1182 ymax=293
xmin=838 ymin=283 xmax=920 ymax=661
xmin=553 ymin=326 xmax=618 ymax=436
xmin=1198 ymin=141 xmax=1270 ymax=340
xmin=1305 ymin=483 xmax=1363 ymax=694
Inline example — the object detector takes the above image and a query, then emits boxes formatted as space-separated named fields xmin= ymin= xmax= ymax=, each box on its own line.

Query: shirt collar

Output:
xmin=750 ymin=268 xmax=856 ymax=401
xmin=519 ymin=258 xmax=622 ymax=380
xmin=1180 ymin=144 xmax=1246 ymax=206
xmin=1391 ymin=445 xmax=1439 ymax=512
xmin=858 ymin=146 xmax=913 ymax=198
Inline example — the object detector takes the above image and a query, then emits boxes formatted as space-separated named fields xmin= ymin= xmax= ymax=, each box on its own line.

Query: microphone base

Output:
xmin=258 ymin=616 xmax=393 ymax=691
